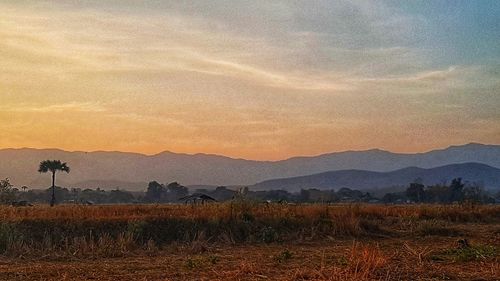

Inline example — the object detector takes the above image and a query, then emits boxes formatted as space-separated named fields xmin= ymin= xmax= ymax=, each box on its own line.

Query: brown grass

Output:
xmin=0 ymin=203 xmax=498 ymax=280
xmin=1 ymin=203 xmax=498 ymax=222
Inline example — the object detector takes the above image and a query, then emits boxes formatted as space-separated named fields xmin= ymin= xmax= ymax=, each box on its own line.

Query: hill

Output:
xmin=253 ymin=163 xmax=500 ymax=192
xmin=1 ymin=143 xmax=500 ymax=189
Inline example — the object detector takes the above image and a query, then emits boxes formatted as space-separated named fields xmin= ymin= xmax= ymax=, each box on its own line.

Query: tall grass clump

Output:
xmin=0 ymin=222 xmax=20 ymax=253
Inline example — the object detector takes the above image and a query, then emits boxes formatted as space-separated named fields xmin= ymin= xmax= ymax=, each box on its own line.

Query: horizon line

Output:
xmin=0 ymin=142 xmax=498 ymax=162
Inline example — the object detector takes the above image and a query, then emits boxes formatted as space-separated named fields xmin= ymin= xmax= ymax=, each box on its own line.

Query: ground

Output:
xmin=1 ymin=222 xmax=498 ymax=281
xmin=0 ymin=204 xmax=498 ymax=280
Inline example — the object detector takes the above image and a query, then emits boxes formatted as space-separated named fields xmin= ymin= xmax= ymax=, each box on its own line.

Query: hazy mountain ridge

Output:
xmin=253 ymin=163 xmax=500 ymax=192
xmin=1 ymin=143 xmax=500 ymax=190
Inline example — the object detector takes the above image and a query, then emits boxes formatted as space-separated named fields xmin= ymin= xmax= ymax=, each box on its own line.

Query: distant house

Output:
xmin=179 ymin=193 xmax=217 ymax=204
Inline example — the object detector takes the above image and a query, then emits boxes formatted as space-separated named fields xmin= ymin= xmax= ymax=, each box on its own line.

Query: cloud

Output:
xmin=0 ymin=102 xmax=107 ymax=113
xmin=0 ymin=1 xmax=499 ymax=159
xmin=0 ymin=0 xmax=427 ymax=92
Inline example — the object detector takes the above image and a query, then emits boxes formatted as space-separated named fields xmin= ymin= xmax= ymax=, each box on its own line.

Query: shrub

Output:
xmin=0 ymin=223 xmax=18 ymax=253
xmin=417 ymin=220 xmax=462 ymax=236
xmin=260 ymin=226 xmax=279 ymax=243
xmin=442 ymin=245 xmax=497 ymax=262
xmin=274 ymin=249 xmax=293 ymax=263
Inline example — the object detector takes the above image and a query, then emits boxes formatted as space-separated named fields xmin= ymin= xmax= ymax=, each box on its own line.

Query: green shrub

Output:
xmin=417 ymin=221 xmax=462 ymax=237
xmin=185 ymin=257 xmax=202 ymax=269
xmin=441 ymin=245 xmax=497 ymax=262
xmin=0 ymin=223 xmax=18 ymax=253
xmin=260 ymin=226 xmax=279 ymax=243
xmin=274 ymin=249 xmax=293 ymax=263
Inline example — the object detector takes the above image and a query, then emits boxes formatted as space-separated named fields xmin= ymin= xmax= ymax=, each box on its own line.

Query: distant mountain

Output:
xmin=253 ymin=163 xmax=500 ymax=192
xmin=1 ymin=143 xmax=500 ymax=190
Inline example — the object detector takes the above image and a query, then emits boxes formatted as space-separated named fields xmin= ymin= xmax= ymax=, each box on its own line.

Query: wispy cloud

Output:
xmin=0 ymin=1 xmax=499 ymax=159
xmin=0 ymin=102 xmax=107 ymax=113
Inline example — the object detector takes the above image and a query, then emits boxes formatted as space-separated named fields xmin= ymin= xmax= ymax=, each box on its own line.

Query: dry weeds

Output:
xmin=0 ymin=203 xmax=498 ymax=280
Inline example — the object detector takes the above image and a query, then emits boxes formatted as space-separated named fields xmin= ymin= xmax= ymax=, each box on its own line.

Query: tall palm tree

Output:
xmin=38 ymin=160 xmax=70 ymax=207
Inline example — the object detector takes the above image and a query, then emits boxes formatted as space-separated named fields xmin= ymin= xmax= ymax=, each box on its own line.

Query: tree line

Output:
xmin=1 ymin=177 xmax=498 ymax=205
xmin=399 ymin=178 xmax=496 ymax=204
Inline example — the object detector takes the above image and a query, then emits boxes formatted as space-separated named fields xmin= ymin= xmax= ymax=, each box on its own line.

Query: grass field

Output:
xmin=0 ymin=203 xmax=498 ymax=280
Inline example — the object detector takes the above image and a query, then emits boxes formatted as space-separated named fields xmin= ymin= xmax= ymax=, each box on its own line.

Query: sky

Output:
xmin=0 ymin=0 xmax=499 ymax=160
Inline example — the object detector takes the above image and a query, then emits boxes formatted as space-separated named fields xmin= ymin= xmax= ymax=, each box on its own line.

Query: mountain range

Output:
xmin=253 ymin=163 xmax=500 ymax=192
xmin=0 ymin=143 xmax=499 ymax=190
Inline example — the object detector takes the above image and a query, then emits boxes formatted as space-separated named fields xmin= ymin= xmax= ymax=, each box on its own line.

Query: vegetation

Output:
xmin=0 ymin=163 xmax=498 ymax=279
xmin=4 ymin=180 xmax=499 ymax=206
xmin=383 ymin=177 xmax=498 ymax=204
xmin=145 ymin=181 xmax=189 ymax=202
xmin=0 ymin=203 xmax=498 ymax=256
xmin=0 ymin=203 xmax=497 ymax=280
xmin=439 ymin=244 xmax=497 ymax=262
xmin=0 ymin=178 xmax=15 ymax=204
xmin=38 ymin=160 xmax=70 ymax=206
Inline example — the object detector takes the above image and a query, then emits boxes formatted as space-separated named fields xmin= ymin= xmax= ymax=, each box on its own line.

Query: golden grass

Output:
xmin=0 ymin=202 xmax=497 ymax=222
xmin=0 ymin=203 xmax=498 ymax=280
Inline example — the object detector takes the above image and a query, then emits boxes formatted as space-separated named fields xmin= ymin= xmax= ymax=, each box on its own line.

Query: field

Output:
xmin=0 ymin=203 xmax=498 ymax=280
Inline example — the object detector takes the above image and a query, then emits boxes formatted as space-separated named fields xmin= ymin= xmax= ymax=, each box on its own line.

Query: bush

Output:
xmin=0 ymin=223 xmax=19 ymax=253
xmin=260 ymin=226 xmax=279 ymax=243
xmin=274 ymin=249 xmax=293 ymax=263
xmin=417 ymin=220 xmax=462 ymax=237
xmin=442 ymin=245 xmax=497 ymax=262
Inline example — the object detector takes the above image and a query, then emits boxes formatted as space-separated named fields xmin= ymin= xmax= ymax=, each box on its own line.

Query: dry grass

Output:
xmin=1 ymin=203 xmax=497 ymax=222
xmin=0 ymin=203 xmax=498 ymax=280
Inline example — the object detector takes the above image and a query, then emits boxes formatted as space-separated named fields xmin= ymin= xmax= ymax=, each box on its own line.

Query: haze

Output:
xmin=1 ymin=1 xmax=499 ymax=160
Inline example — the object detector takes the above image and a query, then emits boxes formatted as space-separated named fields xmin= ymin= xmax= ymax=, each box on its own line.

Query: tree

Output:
xmin=463 ymin=183 xmax=485 ymax=203
xmin=213 ymin=186 xmax=236 ymax=201
xmin=109 ymin=189 xmax=135 ymax=203
xmin=406 ymin=182 xmax=425 ymax=203
xmin=299 ymin=189 xmax=311 ymax=202
xmin=38 ymin=160 xmax=70 ymax=207
xmin=0 ymin=178 xmax=16 ymax=204
xmin=449 ymin=178 xmax=465 ymax=203
xmin=145 ymin=181 xmax=164 ymax=202
xmin=425 ymin=184 xmax=449 ymax=203
xmin=165 ymin=182 xmax=188 ymax=201
xmin=382 ymin=192 xmax=400 ymax=204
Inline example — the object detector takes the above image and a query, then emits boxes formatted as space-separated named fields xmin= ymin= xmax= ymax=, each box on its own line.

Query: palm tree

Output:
xmin=21 ymin=185 xmax=28 ymax=192
xmin=38 ymin=160 xmax=70 ymax=207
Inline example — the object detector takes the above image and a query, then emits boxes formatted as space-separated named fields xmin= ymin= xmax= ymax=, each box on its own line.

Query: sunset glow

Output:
xmin=1 ymin=1 xmax=499 ymax=160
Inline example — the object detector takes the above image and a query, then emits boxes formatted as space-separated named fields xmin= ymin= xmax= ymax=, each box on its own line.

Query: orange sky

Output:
xmin=1 ymin=1 xmax=499 ymax=160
